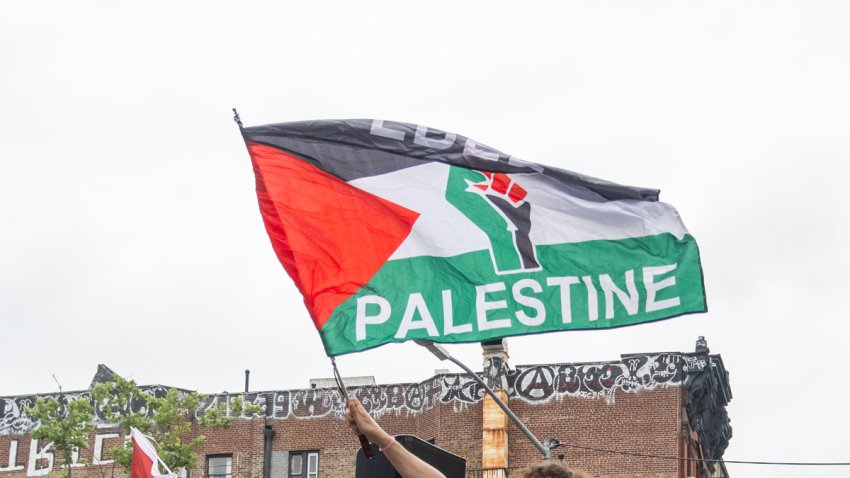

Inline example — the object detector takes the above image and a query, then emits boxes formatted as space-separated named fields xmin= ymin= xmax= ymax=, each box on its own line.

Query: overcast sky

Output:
xmin=2 ymin=1 xmax=849 ymax=476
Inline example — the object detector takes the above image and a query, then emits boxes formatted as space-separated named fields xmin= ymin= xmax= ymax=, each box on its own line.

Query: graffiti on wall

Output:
xmin=0 ymin=353 xmax=711 ymax=476
xmin=511 ymin=353 xmax=696 ymax=404
xmin=1 ymin=353 xmax=704 ymax=439
xmin=0 ymin=354 xmax=709 ymax=435
xmin=0 ymin=434 xmax=125 ymax=477
xmin=1 ymin=354 xmax=702 ymax=438
xmin=0 ymin=397 xmax=36 ymax=436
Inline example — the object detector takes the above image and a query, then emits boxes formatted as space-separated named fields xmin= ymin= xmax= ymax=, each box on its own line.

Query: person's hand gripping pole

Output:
xmin=332 ymin=357 xmax=374 ymax=458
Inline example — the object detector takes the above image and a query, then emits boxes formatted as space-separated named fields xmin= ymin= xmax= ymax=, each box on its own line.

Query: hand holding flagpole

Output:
xmin=331 ymin=357 xmax=374 ymax=459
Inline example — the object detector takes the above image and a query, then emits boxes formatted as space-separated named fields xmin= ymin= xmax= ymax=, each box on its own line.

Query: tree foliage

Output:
xmin=26 ymin=394 xmax=94 ymax=478
xmin=92 ymin=376 xmax=261 ymax=473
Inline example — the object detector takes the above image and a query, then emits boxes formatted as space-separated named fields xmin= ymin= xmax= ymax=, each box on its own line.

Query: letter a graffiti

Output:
xmin=446 ymin=167 xmax=540 ymax=274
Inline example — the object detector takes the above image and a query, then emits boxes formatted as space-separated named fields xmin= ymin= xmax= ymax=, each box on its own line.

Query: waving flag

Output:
xmin=241 ymin=119 xmax=706 ymax=356
xmin=130 ymin=428 xmax=175 ymax=478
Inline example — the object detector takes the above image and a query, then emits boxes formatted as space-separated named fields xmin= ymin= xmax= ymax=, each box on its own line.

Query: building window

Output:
xmin=207 ymin=455 xmax=232 ymax=478
xmin=288 ymin=451 xmax=318 ymax=478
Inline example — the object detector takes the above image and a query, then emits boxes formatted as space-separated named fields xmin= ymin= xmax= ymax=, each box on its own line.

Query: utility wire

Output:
xmin=559 ymin=442 xmax=850 ymax=466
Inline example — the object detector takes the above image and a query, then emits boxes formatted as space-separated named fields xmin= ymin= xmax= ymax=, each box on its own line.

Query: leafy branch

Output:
xmin=92 ymin=376 xmax=262 ymax=473
xmin=26 ymin=394 xmax=94 ymax=478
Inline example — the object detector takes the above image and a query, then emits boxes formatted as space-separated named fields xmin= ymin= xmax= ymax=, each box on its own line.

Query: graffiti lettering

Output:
xmin=26 ymin=440 xmax=52 ymax=477
xmin=92 ymin=433 xmax=119 ymax=465
xmin=0 ymin=440 xmax=23 ymax=472
xmin=1 ymin=354 xmax=700 ymax=439
xmin=0 ymin=353 xmax=707 ymax=476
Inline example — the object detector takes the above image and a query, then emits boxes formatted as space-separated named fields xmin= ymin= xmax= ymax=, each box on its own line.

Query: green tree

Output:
xmin=92 ymin=376 xmax=260 ymax=474
xmin=26 ymin=394 xmax=94 ymax=478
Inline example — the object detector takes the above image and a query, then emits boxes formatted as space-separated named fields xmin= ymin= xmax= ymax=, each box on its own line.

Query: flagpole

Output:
xmin=415 ymin=341 xmax=552 ymax=460
xmin=155 ymin=454 xmax=176 ymax=476
xmin=330 ymin=357 xmax=374 ymax=458
xmin=232 ymin=108 xmax=243 ymax=129
xmin=156 ymin=458 xmax=175 ymax=476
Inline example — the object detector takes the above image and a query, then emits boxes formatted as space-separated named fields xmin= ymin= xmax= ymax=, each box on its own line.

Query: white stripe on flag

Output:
xmin=351 ymin=163 xmax=689 ymax=261
xmin=350 ymin=162 xmax=491 ymax=260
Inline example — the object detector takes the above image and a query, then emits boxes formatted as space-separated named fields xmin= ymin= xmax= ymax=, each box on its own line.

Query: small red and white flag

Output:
xmin=130 ymin=428 xmax=177 ymax=478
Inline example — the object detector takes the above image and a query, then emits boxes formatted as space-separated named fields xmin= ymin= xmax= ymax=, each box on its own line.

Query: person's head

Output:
xmin=518 ymin=462 xmax=590 ymax=478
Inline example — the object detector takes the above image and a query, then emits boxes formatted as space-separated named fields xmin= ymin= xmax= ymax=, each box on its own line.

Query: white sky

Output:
xmin=2 ymin=1 xmax=849 ymax=476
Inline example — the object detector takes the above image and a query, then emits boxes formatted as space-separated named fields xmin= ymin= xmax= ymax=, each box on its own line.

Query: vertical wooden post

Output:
xmin=481 ymin=340 xmax=510 ymax=478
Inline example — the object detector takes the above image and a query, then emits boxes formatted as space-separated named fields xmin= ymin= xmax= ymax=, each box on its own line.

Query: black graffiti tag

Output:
xmin=515 ymin=366 xmax=555 ymax=401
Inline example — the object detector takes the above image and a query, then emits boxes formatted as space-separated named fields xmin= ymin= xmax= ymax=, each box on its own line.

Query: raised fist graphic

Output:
xmin=446 ymin=167 xmax=540 ymax=274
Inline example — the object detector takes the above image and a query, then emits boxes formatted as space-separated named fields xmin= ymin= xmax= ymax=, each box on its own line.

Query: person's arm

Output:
xmin=345 ymin=397 xmax=446 ymax=478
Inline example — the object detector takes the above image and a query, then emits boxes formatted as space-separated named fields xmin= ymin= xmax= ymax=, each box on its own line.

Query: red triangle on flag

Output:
xmin=247 ymin=142 xmax=419 ymax=330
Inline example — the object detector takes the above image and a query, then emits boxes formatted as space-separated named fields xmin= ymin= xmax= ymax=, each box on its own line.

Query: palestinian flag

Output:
xmin=241 ymin=119 xmax=706 ymax=356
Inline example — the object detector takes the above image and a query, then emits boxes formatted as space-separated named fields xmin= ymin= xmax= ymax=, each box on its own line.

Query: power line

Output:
xmin=559 ymin=442 xmax=850 ymax=466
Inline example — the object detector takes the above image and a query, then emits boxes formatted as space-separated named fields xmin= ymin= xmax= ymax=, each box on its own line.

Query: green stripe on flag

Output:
xmin=320 ymin=233 xmax=705 ymax=356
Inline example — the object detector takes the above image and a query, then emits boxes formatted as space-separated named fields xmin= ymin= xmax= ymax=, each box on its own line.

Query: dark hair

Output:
xmin=520 ymin=462 xmax=584 ymax=478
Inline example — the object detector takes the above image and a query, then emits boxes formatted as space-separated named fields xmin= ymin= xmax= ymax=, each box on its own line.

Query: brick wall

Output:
xmin=0 ymin=388 xmax=682 ymax=478
xmin=1 ymin=352 xmax=732 ymax=478
xmin=506 ymin=388 xmax=681 ymax=477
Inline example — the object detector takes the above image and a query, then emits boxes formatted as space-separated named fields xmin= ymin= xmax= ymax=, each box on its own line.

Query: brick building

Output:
xmin=0 ymin=338 xmax=731 ymax=478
